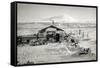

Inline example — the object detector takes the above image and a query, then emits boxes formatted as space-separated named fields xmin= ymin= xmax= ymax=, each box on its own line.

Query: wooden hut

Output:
xmin=37 ymin=25 xmax=66 ymax=43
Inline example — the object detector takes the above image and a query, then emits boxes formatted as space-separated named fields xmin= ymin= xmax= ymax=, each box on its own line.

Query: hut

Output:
xmin=37 ymin=25 xmax=66 ymax=43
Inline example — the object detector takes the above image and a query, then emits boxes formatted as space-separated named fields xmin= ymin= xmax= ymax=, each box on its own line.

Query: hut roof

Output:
xmin=38 ymin=25 xmax=64 ymax=33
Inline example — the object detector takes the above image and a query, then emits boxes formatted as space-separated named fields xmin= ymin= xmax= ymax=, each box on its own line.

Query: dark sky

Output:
xmin=17 ymin=3 xmax=96 ymax=23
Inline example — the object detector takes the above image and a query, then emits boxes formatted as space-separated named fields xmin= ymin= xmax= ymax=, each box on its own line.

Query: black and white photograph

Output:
xmin=16 ymin=2 xmax=97 ymax=65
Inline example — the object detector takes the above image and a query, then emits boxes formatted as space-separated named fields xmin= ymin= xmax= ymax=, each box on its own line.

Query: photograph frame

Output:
xmin=11 ymin=1 xmax=98 ymax=66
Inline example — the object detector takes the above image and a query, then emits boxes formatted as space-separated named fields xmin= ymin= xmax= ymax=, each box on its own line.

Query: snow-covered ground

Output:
xmin=17 ymin=42 xmax=96 ymax=65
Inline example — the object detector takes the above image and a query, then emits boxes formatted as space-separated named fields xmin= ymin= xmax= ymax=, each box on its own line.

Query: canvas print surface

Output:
xmin=17 ymin=3 xmax=97 ymax=65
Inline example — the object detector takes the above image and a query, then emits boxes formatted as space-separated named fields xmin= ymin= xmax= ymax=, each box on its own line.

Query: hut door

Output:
xmin=55 ymin=33 xmax=60 ymax=42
